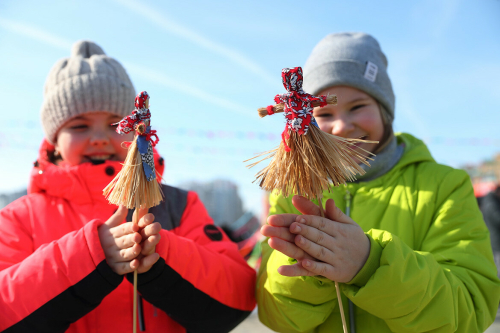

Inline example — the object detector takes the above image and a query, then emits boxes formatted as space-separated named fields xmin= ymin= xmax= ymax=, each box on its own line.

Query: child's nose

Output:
xmin=331 ymin=117 xmax=355 ymax=137
xmin=90 ymin=131 xmax=110 ymax=146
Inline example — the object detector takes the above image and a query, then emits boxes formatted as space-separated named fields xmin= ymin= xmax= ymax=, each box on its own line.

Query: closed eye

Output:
xmin=350 ymin=104 xmax=366 ymax=112
xmin=70 ymin=124 xmax=88 ymax=130
xmin=314 ymin=113 xmax=332 ymax=118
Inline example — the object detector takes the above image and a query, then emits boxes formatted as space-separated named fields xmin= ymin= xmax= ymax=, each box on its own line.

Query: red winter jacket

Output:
xmin=0 ymin=141 xmax=256 ymax=332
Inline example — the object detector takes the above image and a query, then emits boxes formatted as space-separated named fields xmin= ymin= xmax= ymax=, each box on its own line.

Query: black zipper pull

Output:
xmin=138 ymin=295 xmax=145 ymax=331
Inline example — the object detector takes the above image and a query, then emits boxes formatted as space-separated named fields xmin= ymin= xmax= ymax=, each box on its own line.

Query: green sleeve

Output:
xmin=343 ymin=170 xmax=500 ymax=332
xmin=257 ymin=192 xmax=337 ymax=332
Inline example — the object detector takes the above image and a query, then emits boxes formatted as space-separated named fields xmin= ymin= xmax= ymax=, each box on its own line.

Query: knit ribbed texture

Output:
xmin=41 ymin=40 xmax=135 ymax=144
xmin=303 ymin=32 xmax=395 ymax=121
xmin=353 ymin=135 xmax=404 ymax=183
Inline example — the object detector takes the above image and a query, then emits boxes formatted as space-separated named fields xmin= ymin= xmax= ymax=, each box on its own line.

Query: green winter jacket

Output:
xmin=257 ymin=133 xmax=500 ymax=333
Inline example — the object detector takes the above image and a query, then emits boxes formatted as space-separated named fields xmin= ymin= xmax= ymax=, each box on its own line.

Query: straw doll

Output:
xmin=247 ymin=67 xmax=377 ymax=333
xmin=104 ymin=91 xmax=163 ymax=209
xmin=248 ymin=67 xmax=376 ymax=199
xmin=103 ymin=90 xmax=163 ymax=333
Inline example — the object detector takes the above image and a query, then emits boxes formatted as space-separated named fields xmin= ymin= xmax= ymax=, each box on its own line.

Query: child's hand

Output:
xmin=98 ymin=206 xmax=142 ymax=275
xmin=134 ymin=211 xmax=162 ymax=274
xmin=261 ymin=196 xmax=323 ymax=277
xmin=288 ymin=196 xmax=370 ymax=283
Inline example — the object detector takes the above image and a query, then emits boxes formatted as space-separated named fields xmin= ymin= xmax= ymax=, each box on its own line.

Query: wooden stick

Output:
xmin=335 ymin=281 xmax=347 ymax=333
xmin=133 ymin=271 xmax=137 ymax=333
xmin=318 ymin=197 xmax=347 ymax=333
xmin=258 ymin=95 xmax=337 ymax=117
xmin=132 ymin=210 xmax=138 ymax=333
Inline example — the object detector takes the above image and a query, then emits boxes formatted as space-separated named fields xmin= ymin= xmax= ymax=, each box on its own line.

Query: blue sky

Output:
xmin=0 ymin=0 xmax=499 ymax=214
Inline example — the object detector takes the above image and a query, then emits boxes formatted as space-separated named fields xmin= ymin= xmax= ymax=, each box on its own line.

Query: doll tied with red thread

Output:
xmin=247 ymin=67 xmax=378 ymax=200
xmin=246 ymin=67 xmax=378 ymax=333
xmin=116 ymin=92 xmax=159 ymax=182
xmin=104 ymin=91 xmax=163 ymax=209
xmin=103 ymin=91 xmax=163 ymax=333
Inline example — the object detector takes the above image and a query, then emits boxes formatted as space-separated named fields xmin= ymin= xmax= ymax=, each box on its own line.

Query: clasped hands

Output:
xmin=261 ymin=196 xmax=370 ymax=283
xmin=98 ymin=206 xmax=162 ymax=275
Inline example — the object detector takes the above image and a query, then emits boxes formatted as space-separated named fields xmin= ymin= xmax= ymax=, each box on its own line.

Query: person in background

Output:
xmin=257 ymin=32 xmax=500 ymax=332
xmin=481 ymin=185 xmax=500 ymax=278
xmin=0 ymin=40 xmax=255 ymax=333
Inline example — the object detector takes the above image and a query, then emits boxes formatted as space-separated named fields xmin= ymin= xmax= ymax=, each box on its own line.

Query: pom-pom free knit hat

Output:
xmin=41 ymin=40 xmax=136 ymax=144
xmin=303 ymin=32 xmax=395 ymax=121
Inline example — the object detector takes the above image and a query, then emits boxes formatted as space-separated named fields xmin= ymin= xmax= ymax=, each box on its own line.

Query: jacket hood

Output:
xmin=351 ymin=132 xmax=436 ymax=188
xmin=394 ymin=132 xmax=435 ymax=170
xmin=28 ymin=139 xmax=165 ymax=205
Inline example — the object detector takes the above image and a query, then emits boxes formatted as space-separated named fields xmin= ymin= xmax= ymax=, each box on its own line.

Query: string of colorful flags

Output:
xmin=3 ymin=119 xmax=500 ymax=147
xmin=160 ymin=127 xmax=500 ymax=146
xmin=0 ymin=132 xmax=263 ymax=157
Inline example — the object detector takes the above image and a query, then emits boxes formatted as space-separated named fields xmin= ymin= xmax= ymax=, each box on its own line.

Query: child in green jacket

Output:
xmin=257 ymin=32 xmax=500 ymax=333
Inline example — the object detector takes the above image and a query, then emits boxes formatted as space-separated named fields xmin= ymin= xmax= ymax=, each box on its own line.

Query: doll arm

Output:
xmin=115 ymin=111 xmax=137 ymax=134
xmin=274 ymin=93 xmax=289 ymax=105
xmin=343 ymin=169 xmax=500 ymax=332
xmin=304 ymin=94 xmax=328 ymax=107
xmin=0 ymin=199 xmax=122 ymax=332
xmin=127 ymin=191 xmax=256 ymax=333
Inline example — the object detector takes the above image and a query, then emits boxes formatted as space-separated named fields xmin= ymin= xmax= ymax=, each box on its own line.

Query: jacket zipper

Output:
xmin=138 ymin=295 xmax=145 ymax=331
xmin=344 ymin=189 xmax=356 ymax=333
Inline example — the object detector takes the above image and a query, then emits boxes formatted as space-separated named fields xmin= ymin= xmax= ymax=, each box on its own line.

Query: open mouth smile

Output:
xmin=84 ymin=154 xmax=115 ymax=165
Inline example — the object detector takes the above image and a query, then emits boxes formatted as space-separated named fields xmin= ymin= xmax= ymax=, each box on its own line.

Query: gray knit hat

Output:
xmin=303 ymin=32 xmax=395 ymax=120
xmin=41 ymin=40 xmax=136 ymax=144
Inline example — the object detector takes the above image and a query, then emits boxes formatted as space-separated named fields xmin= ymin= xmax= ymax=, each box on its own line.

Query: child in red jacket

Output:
xmin=0 ymin=40 xmax=256 ymax=333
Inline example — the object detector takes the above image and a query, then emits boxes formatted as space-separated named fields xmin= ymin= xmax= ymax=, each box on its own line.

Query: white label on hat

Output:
xmin=364 ymin=61 xmax=378 ymax=82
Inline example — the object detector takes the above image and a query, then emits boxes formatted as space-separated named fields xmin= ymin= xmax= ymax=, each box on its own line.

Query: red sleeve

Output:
xmin=0 ymin=200 xmax=122 ymax=332
xmin=156 ymin=191 xmax=256 ymax=311
xmin=306 ymin=93 xmax=327 ymax=107
xmin=274 ymin=93 xmax=287 ymax=104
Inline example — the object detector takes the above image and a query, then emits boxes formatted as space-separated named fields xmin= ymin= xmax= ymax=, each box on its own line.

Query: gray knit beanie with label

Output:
xmin=303 ymin=32 xmax=395 ymax=121
xmin=41 ymin=40 xmax=136 ymax=144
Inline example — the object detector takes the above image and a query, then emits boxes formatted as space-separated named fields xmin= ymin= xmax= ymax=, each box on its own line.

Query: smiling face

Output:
xmin=54 ymin=112 xmax=134 ymax=166
xmin=313 ymin=86 xmax=385 ymax=154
